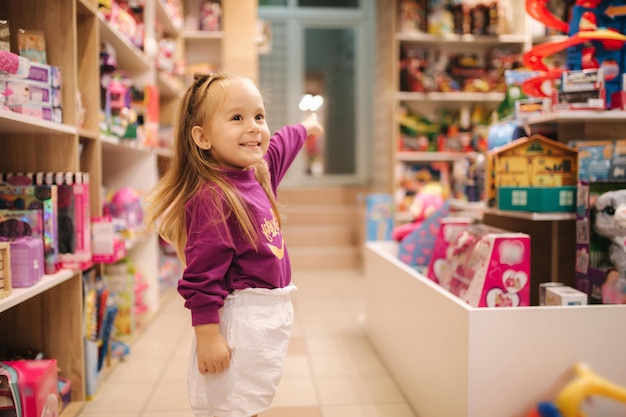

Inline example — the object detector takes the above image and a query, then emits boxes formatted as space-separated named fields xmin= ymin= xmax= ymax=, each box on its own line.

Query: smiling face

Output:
xmin=191 ymin=78 xmax=270 ymax=170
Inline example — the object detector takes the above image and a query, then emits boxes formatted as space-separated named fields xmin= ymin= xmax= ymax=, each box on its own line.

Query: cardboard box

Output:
xmin=545 ymin=285 xmax=588 ymax=306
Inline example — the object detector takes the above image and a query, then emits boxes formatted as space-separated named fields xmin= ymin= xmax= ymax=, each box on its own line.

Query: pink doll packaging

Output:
xmin=426 ymin=217 xmax=473 ymax=284
xmin=1 ymin=236 xmax=44 ymax=287
xmin=445 ymin=224 xmax=531 ymax=307
xmin=0 ymin=359 xmax=59 ymax=417
xmin=0 ymin=184 xmax=58 ymax=274
xmin=2 ymin=172 xmax=92 ymax=271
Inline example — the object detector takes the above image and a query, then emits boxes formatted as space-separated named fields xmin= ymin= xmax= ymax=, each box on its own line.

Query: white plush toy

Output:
xmin=593 ymin=189 xmax=626 ymax=275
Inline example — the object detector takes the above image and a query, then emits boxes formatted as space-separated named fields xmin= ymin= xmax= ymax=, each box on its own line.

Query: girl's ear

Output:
xmin=191 ymin=126 xmax=211 ymax=150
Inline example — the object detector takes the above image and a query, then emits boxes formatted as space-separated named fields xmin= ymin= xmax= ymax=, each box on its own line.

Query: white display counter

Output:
xmin=364 ymin=241 xmax=626 ymax=417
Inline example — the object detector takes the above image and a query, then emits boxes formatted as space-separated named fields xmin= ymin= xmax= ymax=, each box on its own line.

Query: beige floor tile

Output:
xmin=271 ymin=377 xmax=319 ymax=407
xmin=321 ymin=404 xmax=416 ymax=417
xmin=81 ymin=381 xmax=154 ymax=413
xmin=78 ymin=413 xmax=140 ymax=417
xmin=283 ymin=354 xmax=313 ymax=378
xmin=261 ymin=406 xmax=323 ymax=417
xmin=143 ymin=378 xmax=190 ymax=411
xmin=305 ymin=335 xmax=375 ymax=355
xmin=315 ymin=375 xmax=406 ymax=405
xmin=309 ymin=351 xmax=388 ymax=377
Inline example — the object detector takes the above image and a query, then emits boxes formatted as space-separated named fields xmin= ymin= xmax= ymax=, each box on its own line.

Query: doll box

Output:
xmin=0 ymin=242 xmax=10 ymax=300
xmin=0 ymin=359 xmax=59 ymax=417
xmin=3 ymin=236 xmax=44 ymax=288
xmin=426 ymin=217 xmax=473 ymax=285
xmin=497 ymin=186 xmax=577 ymax=212
xmin=545 ymin=285 xmax=587 ymax=306
xmin=446 ymin=224 xmax=531 ymax=308
xmin=365 ymin=193 xmax=393 ymax=241
xmin=574 ymin=180 xmax=626 ymax=304
xmin=0 ymin=185 xmax=58 ymax=274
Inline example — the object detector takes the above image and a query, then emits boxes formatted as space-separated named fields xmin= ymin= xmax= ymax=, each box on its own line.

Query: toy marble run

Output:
xmin=527 ymin=363 xmax=626 ymax=417
xmin=522 ymin=0 xmax=626 ymax=107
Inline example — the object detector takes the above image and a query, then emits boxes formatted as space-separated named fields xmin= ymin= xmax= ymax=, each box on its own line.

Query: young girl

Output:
xmin=144 ymin=71 xmax=323 ymax=417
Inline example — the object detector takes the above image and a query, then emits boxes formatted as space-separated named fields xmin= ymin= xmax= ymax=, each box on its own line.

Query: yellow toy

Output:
xmin=527 ymin=363 xmax=626 ymax=417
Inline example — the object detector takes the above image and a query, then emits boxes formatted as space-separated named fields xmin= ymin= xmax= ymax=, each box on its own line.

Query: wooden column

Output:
xmin=221 ymin=0 xmax=258 ymax=83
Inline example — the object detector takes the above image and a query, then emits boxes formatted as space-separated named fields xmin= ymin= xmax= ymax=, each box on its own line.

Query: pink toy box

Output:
xmin=91 ymin=216 xmax=126 ymax=264
xmin=0 ymin=184 xmax=58 ymax=274
xmin=426 ymin=217 xmax=473 ymax=284
xmin=2 ymin=172 xmax=92 ymax=271
xmin=441 ymin=224 xmax=531 ymax=308
xmin=0 ymin=359 xmax=59 ymax=417
xmin=1 ymin=236 xmax=44 ymax=288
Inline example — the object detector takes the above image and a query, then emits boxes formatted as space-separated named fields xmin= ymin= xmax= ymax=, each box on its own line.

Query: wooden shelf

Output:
xmin=157 ymin=72 xmax=185 ymax=99
xmin=396 ymin=151 xmax=470 ymax=162
xmin=156 ymin=0 xmax=182 ymax=37
xmin=395 ymin=32 xmax=527 ymax=45
xmin=396 ymin=91 xmax=504 ymax=103
xmin=97 ymin=14 xmax=151 ymax=73
xmin=482 ymin=207 xmax=577 ymax=222
xmin=526 ymin=110 xmax=626 ymax=125
xmin=100 ymin=134 xmax=174 ymax=158
xmin=60 ymin=401 xmax=85 ymax=417
xmin=182 ymin=30 xmax=224 ymax=40
xmin=0 ymin=269 xmax=77 ymax=314
xmin=0 ymin=110 xmax=76 ymax=135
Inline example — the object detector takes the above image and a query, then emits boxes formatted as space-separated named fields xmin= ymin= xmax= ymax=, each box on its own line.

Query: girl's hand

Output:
xmin=194 ymin=323 xmax=231 ymax=374
xmin=301 ymin=112 xmax=324 ymax=138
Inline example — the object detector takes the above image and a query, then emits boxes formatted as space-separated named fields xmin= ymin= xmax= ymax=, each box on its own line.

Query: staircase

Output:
xmin=278 ymin=185 xmax=368 ymax=271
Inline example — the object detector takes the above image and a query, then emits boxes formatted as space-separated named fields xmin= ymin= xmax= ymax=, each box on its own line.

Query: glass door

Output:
xmin=258 ymin=1 xmax=373 ymax=185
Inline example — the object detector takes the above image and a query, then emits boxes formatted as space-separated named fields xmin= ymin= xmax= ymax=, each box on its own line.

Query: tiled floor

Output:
xmin=78 ymin=268 xmax=416 ymax=417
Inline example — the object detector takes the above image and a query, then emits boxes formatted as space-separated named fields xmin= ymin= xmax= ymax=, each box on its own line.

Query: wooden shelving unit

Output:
xmin=0 ymin=0 xmax=258 ymax=413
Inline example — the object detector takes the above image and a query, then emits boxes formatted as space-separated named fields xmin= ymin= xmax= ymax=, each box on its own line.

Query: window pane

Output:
xmin=304 ymin=27 xmax=356 ymax=175
xmin=298 ymin=0 xmax=358 ymax=7
xmin=259 ymin=0 xmax=287 ymax=6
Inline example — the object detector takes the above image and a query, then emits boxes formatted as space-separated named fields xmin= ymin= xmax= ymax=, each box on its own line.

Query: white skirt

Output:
xmin=187 ymin=283 xmax=296 ymax=417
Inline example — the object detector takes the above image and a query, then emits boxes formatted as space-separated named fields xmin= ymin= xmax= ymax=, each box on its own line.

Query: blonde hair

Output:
xmin=144 ymin=72 xmax=281 ymax=264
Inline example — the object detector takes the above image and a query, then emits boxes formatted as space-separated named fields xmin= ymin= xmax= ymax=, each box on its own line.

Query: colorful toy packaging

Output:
xmin=365 ymin=193 xmax=393 ymax=241
xmin=0 ymin=359 xmax=59 ymax=417
xmin=397 ymin=201 xmax=450 ymax=268
xmin=426 ymin=216 xmax=473 ymax=284
xmin=0 ymin=184 xmax=58 ymax=274
xmin=437 ymin=224 xmax=531 ymax=308
xmin=573 ymin=139 xmax=626 ymax=304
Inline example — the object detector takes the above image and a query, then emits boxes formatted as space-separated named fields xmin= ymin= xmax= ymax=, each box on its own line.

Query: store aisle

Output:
xmin=78 ymin=268 xmax=416 ymax=417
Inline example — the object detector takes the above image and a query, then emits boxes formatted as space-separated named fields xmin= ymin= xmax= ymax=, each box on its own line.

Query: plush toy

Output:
xmin=592 ymin=189 xmax=626 ymax=278
xmin=392 ymin=181 xmax=446 ymax=242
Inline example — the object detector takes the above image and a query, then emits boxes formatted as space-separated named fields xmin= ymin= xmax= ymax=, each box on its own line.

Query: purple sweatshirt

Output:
xmin=178 ymin=123 xmax=307 ymax=326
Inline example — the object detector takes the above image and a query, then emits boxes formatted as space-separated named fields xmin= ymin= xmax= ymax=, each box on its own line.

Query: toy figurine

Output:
xmin=527 ymin=363 xmax=626 ymax=417
xmin=592 ymin=189 xmax=626 ymax=279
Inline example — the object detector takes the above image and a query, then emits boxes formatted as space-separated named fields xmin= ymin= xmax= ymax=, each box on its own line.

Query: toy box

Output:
xmin=2 ymin=236 xmax=44 ymax=288
xmin=0 ymin=185 xmax=58 ymax=274
xmin=575 ymin=180 xmax=626 ymax=304
xmin=1 ymin=80 xmax=61 ymax=108
xmin=0 ymin=359 xmax=59 ymax=417
xmin=442 ymin=224 xmax=531 ymax=308
xmin=2 ymin=172 xmax=92 ymax=271
xmin=365 ymin=193 xmax=393 ymax=241
xmin=545 ymin=285 xmax=588 ymax=306
xmin=426 ymin=216 xmax=473 ymax=285
xmin=487 ymin=134 xmax=578 ymax=212
xmin=91 ymin=216 xmax=126 ymax=264
xmin=0 ymin=242 xmax=10 ymax=300
xmin=573 ymin=139 xmax=626 ymax=304
xmin=497 ymin=186 xmax=576 ymax=212
xmin=7 ymin=104 xmax=63 ymax=123
xmin=397 ymin=201 xmax=450 ymax=268
xmin=554 ymin=68 xmax=605 ymax=111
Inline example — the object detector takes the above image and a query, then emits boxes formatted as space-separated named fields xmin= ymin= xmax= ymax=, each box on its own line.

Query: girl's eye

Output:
xmin=256 ymin=114 xmax=265 ymax=120
xmin=232 ymin=115 xmax=242 ymax=121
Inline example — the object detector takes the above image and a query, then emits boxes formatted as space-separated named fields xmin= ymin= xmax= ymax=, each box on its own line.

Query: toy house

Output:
xmin=487 ymin=134 xmax=578 ymax=212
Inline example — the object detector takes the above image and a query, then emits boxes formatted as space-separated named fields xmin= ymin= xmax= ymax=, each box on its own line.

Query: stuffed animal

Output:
xmin=593 ymin=189 xmax=626 ymax=276
xmin=392 ymin=181 xmax=445 ymax=242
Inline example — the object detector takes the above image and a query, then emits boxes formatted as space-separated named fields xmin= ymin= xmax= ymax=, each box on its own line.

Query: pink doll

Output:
xmin=392 ymin=182 xmax=445 ymax=241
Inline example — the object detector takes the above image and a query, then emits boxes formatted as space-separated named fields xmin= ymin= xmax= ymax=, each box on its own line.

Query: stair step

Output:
xmin=278 ymin=185 xmax=367 ymax=206
xmin=282 ymin=205 xmax=359 ymax=226
xmin=283 ymin=225 xmax=357 ymax=247
xmin=289 ymin=246 xmax=361 ymax=270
